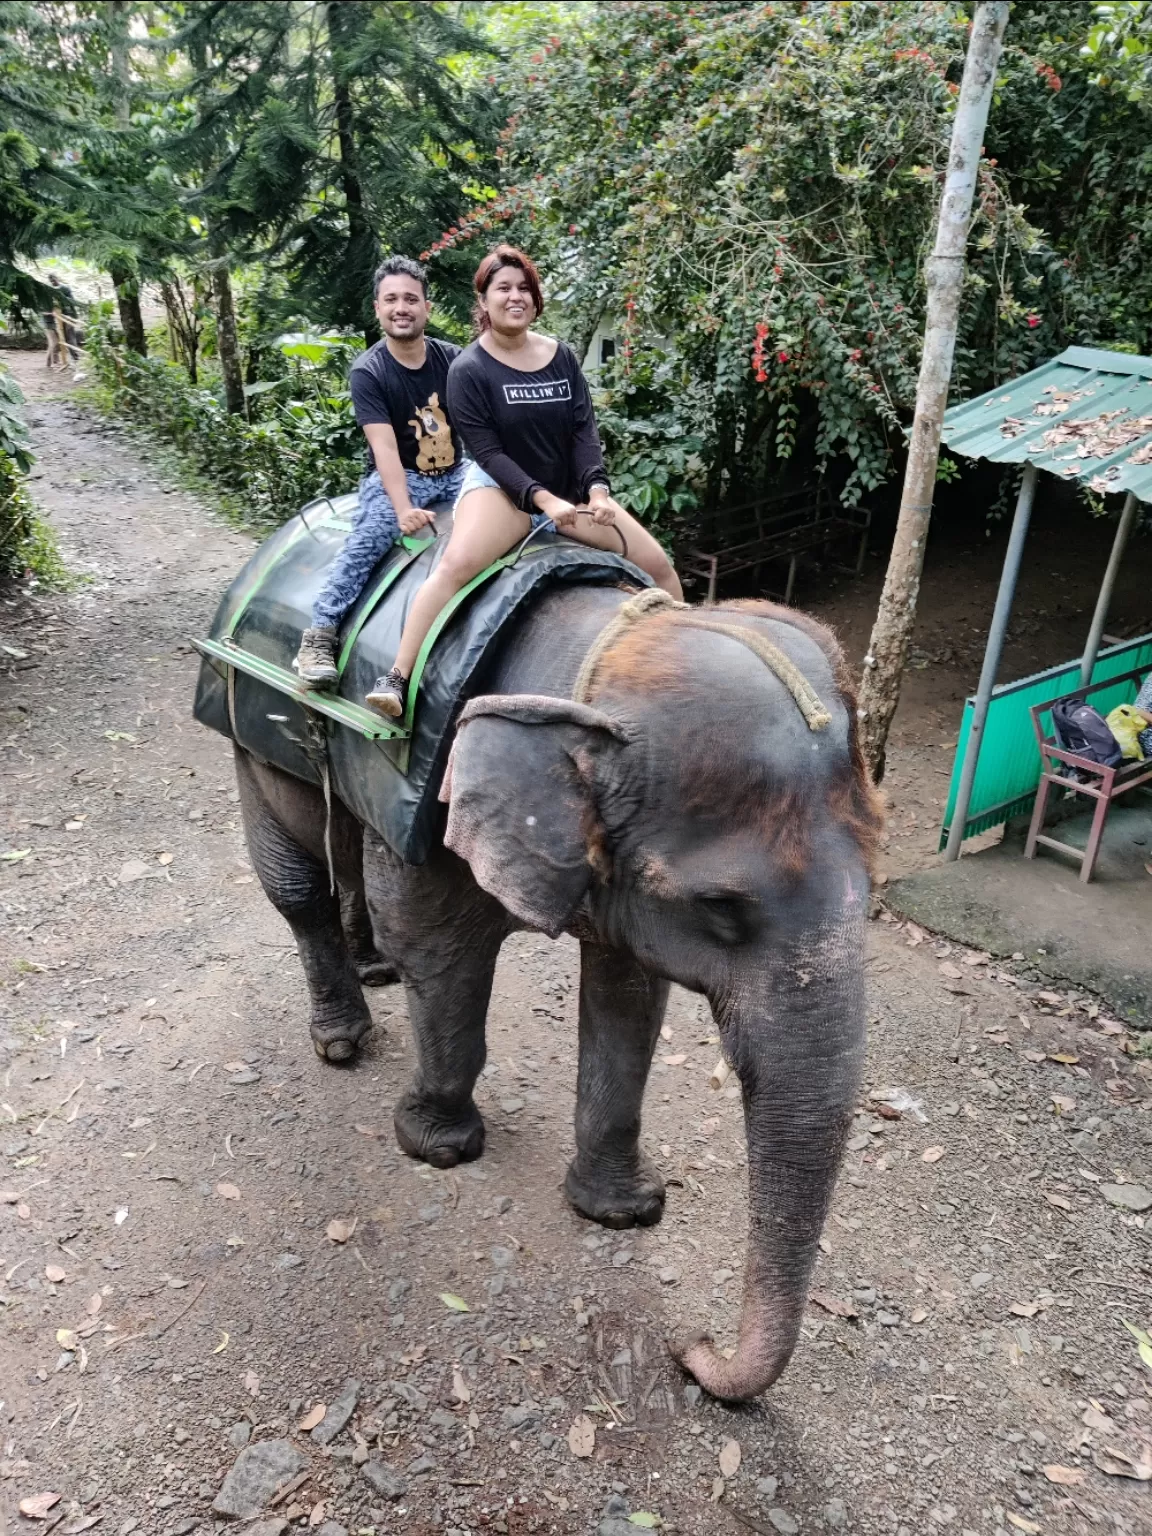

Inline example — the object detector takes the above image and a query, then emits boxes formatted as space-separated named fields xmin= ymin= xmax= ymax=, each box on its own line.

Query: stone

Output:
xmin=683 ymin=1384 xmax=702 ymax=1409
xmin=389 ymin=1380 xmax=428 ymax=1412
xmin=361 ymin=1461 xmax=406 ymax=1501
xmin=501 ymin=1402 xmax=540 ymax=1430
xmin=387 ymin=1277 xmax=410 ymax=1303
xmin=212 ymin=1440 xmax=305 ymax=1519
xmin=768 ymin=1512 xmax=799 ymax=1535
xmin=490 ymin=1247 xmax=515 ymax=1270
xmin=877 ymin=1311 xmax=901 ymax=1327
xmin=311 ymin=1378 xmax=360 ymax=1447
xmin=852 ymin=1288 xmax=876 ymax=1306
xmin=228 ymin=1069 xmax=261 ymax=1086
xmin=611 ymin=1247 xmax=633 ymax=1268
xmin=824 ymin=1500 xmax=847 ymax=1529
xmin=757 ymin=1477 xmax=779 ymax=1499
xmin=970 ymin=1273 xmax=992 ymax=1290
xmin=243 ymin=1522 xmax=288 ymax=1536
xmin=227 ymin=1421 xmax=251 ymax=1449
xmin=659 ymin=1266 xmax=681 ymax=1285
xmin=1101 ymin=1183 xmax=1152 ymax=1212
xmin=407 ymin=1454 xmax=436 ymax=1475
xmin=313 ymin=1525 xmax=347 ymax=1536
xmin=275 ymin=1253 xmax=303 ymax=1270
xmin=494 ymin=1195 xmax=513 ymax=1214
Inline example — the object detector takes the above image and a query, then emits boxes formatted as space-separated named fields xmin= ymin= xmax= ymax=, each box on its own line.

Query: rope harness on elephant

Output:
xmin=572 ymin=587 xmax=833 ymax=732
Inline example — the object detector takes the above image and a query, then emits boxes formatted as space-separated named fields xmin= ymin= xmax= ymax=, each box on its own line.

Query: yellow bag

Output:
xmin=1106 ymin=703 xmax=1149 ymax=761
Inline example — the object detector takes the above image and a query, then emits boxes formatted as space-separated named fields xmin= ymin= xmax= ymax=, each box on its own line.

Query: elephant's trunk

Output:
xmin=671 ymin=949 xmax=864 ymax=1401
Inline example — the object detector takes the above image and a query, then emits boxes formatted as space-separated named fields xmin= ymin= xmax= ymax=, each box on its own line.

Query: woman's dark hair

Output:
xmin=472 ymin=245 xmax=544 ymax=333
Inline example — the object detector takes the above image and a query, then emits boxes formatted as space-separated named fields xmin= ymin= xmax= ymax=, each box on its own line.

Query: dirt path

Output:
xmin=2 ymin=352 xmax=1151 ymax=1536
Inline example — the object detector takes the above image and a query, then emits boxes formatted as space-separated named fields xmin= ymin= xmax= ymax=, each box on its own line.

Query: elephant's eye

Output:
xmin=693 ymin=891 xmax=758 ymax=948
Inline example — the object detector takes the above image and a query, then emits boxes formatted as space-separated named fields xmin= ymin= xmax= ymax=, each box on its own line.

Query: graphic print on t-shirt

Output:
xmin=502 ymin=378 xmax=573 ymax=405
xmin=408 ymin=391 xmax=456 ymax=474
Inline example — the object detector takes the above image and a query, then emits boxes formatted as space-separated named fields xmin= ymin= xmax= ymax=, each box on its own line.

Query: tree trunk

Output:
xmin=326 ymin=0 xmax=378 ymax=339
xmin=855 ymin=2 xmax=1009 ymax=781
xmin=110 ymin=262 xmax=147 ymax=357
xmin=211 ymin=262 xmax=245 ymax=415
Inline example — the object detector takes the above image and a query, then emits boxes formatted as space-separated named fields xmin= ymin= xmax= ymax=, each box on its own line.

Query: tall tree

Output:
xmin=106 ymin=0 xmax=148 ymax=355
xmin=856 ymin=1 xmax=1010 ymax=779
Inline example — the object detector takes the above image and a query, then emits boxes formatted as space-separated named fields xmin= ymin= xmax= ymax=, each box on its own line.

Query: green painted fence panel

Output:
xmin=939 ymin=633 xmax=1152 ymax=849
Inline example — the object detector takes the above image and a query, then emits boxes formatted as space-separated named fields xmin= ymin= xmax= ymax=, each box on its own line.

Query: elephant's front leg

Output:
xmin=565 ymin=942 xmax=670 ymax=1229
xmin=364 ymin=842 xmax=508 ymax=1168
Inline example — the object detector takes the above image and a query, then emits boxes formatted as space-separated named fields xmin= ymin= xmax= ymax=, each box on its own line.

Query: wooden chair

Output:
xmin=1024 ymin=665 xmax=1152 ymax=882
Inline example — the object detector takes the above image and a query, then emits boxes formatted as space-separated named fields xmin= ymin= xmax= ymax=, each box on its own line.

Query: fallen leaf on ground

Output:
xmin=1006 ymin=1516 xmax=1041 ymax=1534
xmin=910 ymin=1307 xmax=928 ymax=1324
xmin=1043 ymin=1191 xmax=1073 ymax=1211
xmin=213 ymin=1330 xmax=229 ymax=1354
xmin=1050 ymin=1095 xmax=1076 ymax=1114
xmin=56 ymin=1328 xmax=78 ymax=1350
xmin=628 ymin=1515 xmax=660 ymax=1529
xmin=62 ymin=1516 xmax=101 ymax=1533
xmin=1121 ymin=1318 xmax=1152 ymax=1370
xmin=308 ymin=1503 xmax=326 ymax=1527
xmin=222 ymin=1060 xmax=246 ymax=1072
xmin=19 ymin=1494 xmax=61 ymax=1520
xmin=0 ymin=1190 xmax=19 ymax=1203
xmin=2 ymin=849 xmax=31 ymax=863
xmin=86 ymin=1293 xmax=102 ymax=1315
xmin=1043 ymin=1464 xmax=1085 ymax=1485
xmin=243 ymin=1369 xmax=259 ymax=1396
xmin=325 ymin=1217 xmax=357 ymax=1243
xmin=298 ymin=1403 xmax=326 ymax=1432
xmin=114 ymin=1207 xmax=128 ymax=1225
xmin=810 ymin=1290 xmax=857 ymax=1319
xmin=439 ymin=1292 xmax=470 ymax=1312
xmin=1083 ymin=1403 xmax=1117 ymax=1433
xmin=938 ymin=962 xmax=963 ymax=979
xmin=1023 ymin=1049 xmax=1047 ymax=1063
xmin=1094 ymin=1446 xmax=1152 ymax=1480
xmin=921 ymin=1146 xmax=946 ymax=1164
xmin=215 ymin=1181 xmax=241 ymax=1201
xmin=451 ymin=1367 xmax=471 ymax=1404
xmin=718 ymin=1438 xmax=741 ymax=1478
xmin=44 ymin=1265 xmax=65 ymax=1284
xmin=17 ymin=1202 xmax=30 ymax=1219
xmin=353 ymin=1124 xmax=382 ymax=1138
xmin=1010 ymin=1301 xmax=1040 ymax=1318
xmin=569 ymin=1414 xmax=595 ymax=1458
xmin=1048 ymin=1051 xmax=1079 ymax=1065
xmin=157 ymin=852 xmax=174 ymax=865
xmin=660 ymin=1054 xmax=687 ymax=1066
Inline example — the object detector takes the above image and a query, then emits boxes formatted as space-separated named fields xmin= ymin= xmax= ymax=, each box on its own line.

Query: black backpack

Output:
xmin=1050 ymin=698 xmax=1123 ymax=780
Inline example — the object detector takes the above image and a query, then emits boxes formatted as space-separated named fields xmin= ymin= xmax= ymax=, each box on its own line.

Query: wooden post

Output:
xmin=856 ymin=2 xmax=1010 ymax=780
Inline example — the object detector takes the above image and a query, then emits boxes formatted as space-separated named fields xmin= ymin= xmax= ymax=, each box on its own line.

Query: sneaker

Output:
xmin=293 ymin=626 xmax=339 ymax=687
xmin=365 ymin=667 xmax=407 ymax=719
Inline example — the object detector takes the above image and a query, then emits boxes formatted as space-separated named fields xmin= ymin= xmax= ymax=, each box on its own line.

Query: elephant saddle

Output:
xmin=192 ymin=489 xmax=647 ymax=863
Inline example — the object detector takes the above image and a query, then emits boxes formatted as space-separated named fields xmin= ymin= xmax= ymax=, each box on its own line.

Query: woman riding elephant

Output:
xmin=366 ymin=244 xmax=681 ymax=718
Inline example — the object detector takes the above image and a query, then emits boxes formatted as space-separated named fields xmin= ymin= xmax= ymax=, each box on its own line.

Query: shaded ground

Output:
xmin=2 ymin=352 xmax=1152 ymax=1536
xmin=889 ymin=801 xmax=1152 ymax=1027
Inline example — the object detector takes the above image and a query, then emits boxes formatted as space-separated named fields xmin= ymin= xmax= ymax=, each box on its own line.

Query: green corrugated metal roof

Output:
xmin=941 ymin=345 xmax=1152 ymax=504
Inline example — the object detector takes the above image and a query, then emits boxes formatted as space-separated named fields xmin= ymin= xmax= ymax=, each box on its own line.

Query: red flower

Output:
xmin=419 ymin=251 xmax=430 ymax=261
xmin=777 ymin=350 xmax=789 ymax=363
xmin=1027 ymin=313 xmax=1041 ymax=328
xmin=755 ymin=322 xmax=769 ymax=338
xmin=849 ymin=348 xmax=862 ymax=361
xmin=569 ymin=224 xmax=578 ymax=234
xmin=755 ymin=369 xmax=767 ymax=383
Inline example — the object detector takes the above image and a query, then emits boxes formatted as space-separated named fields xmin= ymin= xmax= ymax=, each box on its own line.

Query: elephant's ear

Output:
xmin=441 ymin=694 xmax=631 ymax=938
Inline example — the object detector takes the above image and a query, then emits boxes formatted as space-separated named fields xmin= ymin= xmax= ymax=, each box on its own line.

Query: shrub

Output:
xmin=87 ymin=321 xmax=363 ymax=526
xmin=0 ymin=361 xmax=66 ymax=587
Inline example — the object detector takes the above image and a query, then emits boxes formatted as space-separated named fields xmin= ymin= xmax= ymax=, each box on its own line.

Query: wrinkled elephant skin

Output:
xmin=231 ymin=586 xmax=882 ymax=1400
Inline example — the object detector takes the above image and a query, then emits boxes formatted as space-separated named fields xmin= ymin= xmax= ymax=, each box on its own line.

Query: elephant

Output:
xmin=231 ymin=582 xmax=883 ymax=1401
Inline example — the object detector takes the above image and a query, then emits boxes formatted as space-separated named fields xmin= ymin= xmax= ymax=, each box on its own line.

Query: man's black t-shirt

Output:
xmin=445 ymin=339 xmax=610 ymax=512
xmin=349 ymin=337 xmax=463 ymax=477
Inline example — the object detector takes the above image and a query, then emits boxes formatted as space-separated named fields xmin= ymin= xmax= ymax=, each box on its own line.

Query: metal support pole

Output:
xmin=944 ymin=462 xmax=1039 ymax=861
xmin=1079 ymin=490 xmax=1139 ymax=687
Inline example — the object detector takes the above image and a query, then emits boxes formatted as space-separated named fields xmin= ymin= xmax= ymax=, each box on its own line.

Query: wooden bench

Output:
xmin=1024 ymin=665 xmax=1152 ymax=882
xmin=684 ymin=483 xmax=869 ymax=604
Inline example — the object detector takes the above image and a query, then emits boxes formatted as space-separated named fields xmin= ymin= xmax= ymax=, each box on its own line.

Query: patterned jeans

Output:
xmin=311 ymin=463 xmax=467 ymax=631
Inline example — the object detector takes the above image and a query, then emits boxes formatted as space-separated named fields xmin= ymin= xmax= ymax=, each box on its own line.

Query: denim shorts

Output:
xmin=455 ymin=461 xmax=552 ymax=531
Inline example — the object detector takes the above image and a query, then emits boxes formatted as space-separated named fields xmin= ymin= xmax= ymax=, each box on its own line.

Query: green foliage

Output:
xmin=0 ymin=360 xmax=66 ymax=586
xmin=87 ymin=320 xmax=363 ymax=525
xmin=423 ymin=0 xmax=1152 ymax=522
xmin=1080 ymin=0 xmax=1152 ymax=99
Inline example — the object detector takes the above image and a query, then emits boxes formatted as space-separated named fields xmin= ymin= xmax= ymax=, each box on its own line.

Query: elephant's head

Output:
xmin=441 ymin=599 xmax=883 ymax=1400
